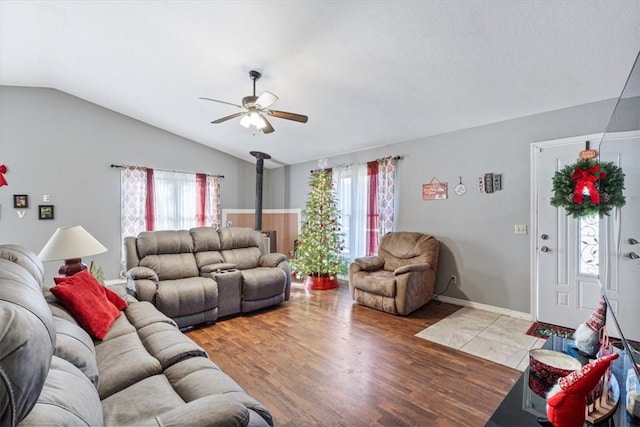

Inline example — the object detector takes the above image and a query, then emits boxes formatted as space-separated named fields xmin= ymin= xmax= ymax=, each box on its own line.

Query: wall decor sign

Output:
xmin=422 ymin=177 xmax=448 ymax=200
xmin=13 ymin=194 xmax=28 ymax=208
xmin=479 ymin=173 xmax=503 ymax=193
xmin=38 ymin=205 xmax=55 ymax=220
xmin=454 ymin=177 xmax=467 ymax=196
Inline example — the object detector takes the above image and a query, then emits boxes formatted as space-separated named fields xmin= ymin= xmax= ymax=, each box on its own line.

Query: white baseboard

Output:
xmin=433 ymin=295 xmax=533 ymax=321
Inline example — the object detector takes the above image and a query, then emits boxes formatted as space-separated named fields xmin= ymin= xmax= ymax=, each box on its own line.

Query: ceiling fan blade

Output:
xmin=267 ymin=110 xmax=308 ymax=123
xmin=262 ymin=116 xmax=275 ymax=134
xmin=199 ymin=97 xmax=243 ymax=109
xmin=211 ymin=112 xmax=244 ymax=124
xmin=255 ymin=91 xmax=278 ymax=109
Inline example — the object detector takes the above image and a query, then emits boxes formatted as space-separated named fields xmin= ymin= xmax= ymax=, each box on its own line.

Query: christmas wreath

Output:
xmin=550 ymin=159 xmax=625 ymax=218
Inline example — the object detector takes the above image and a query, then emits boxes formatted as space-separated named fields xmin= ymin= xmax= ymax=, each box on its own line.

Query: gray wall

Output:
xmin=283 ymin=99 xmax=617 ymax=314
xmin=0 ymin=85 xmax=619 ymax=315
xmin=0 ymin=86 xmax=256 ymax=282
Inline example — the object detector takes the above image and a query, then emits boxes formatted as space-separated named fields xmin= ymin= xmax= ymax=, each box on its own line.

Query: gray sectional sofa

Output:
xmin=0 ymin=244 xmax=273 ymax=426
xmin=124 ymin=227 xmax=292 ymax=328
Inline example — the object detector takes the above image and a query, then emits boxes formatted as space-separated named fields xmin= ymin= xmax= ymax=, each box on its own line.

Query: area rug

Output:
xmin=526 ymin=321 xmax=640 ymax=351
xmin=526 ymin=321 xmax=574 ymax=340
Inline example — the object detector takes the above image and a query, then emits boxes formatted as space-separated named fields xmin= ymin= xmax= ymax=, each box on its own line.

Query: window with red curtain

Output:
xmin=333 ymin=156 xmax=397 ymax=261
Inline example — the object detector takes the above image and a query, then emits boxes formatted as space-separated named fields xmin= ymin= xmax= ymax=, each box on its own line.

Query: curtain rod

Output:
xmin=110 ymin=163 xmax=224 ymax=179
xmin=310 ymin=155 xmax=402 ymax=173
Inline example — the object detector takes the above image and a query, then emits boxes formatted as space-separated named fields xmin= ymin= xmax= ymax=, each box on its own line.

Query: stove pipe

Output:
xmin=250 ymin=151 xmax=271 ymax=230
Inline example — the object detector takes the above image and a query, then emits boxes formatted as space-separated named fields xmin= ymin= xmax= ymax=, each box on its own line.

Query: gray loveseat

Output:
xmin=0 ymin=244 xmax=273 ymax=426
xmin=124 ymin=227 xmax=292 ymax=328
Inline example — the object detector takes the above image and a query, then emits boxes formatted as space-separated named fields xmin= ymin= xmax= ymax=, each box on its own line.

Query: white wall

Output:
xmin=283 ymin=99 xmax=617 ymax=314
xmin=0 ymin=86 xmax=256 ymax=282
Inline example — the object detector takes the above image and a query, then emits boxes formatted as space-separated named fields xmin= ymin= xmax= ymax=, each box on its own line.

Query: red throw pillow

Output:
xmin=54 ymin=271 xmax=128 ymax=311
xmin=51 ymin=270 xmax=122 ymax=340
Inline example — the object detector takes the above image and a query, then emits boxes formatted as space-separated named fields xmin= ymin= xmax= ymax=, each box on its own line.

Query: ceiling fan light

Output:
xmin=240 ymin=115 xmax=252 ymax=128
xmin=255 ymin=115 xmax=268 ymax=130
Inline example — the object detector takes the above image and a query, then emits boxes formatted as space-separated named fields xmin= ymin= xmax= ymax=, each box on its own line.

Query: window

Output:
xmin=578 ymin=214 xmax=599 ymax=276
xmin=333 ymin=157 xmax=397 ymax=260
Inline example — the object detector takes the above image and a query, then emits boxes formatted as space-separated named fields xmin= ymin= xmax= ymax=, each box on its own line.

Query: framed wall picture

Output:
xmin=13 ymin=194 xmax=28 ymax=208
xmin=422 ymin=178 xmax=448 ymax=200
xmin=38 ymin=205 xmax=55 ymax=220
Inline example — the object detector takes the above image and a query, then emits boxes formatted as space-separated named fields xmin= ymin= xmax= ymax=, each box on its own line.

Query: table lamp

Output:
xmin=38 ymin=225 xmax=108 ymax=276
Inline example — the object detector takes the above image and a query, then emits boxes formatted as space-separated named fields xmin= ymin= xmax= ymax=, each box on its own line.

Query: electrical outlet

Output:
xmin=514 ymin=224 xmax=528 ymax=235
xmin=450 ymin=275 xmax=457 ymax=286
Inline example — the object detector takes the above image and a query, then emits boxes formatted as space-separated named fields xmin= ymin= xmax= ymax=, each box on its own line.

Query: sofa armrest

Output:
xmin=394 ymin=263 xmax=431 ymax=276
xmin=126 ymin=266 xmax=159 ymax=282
xmin=126 ymin=267 xmax=159 ymax=303
xmin=260 ymin=253 xmax=287 ymax=268
xmin=200 ymin=263 xmax=237 ymax=274
xmin=352 ymin=256 xmax=385 ymax=271
xmin=154 ymin=395 xmax=251 ymax=427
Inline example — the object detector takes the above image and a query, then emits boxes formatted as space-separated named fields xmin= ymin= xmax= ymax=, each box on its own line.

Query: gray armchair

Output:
xmin=348 ymin=232 xmax=440 ymax=315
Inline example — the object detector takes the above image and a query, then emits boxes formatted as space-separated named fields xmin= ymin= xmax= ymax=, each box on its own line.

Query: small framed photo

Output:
xmin=38 ymin=205 xmax=55 ymax=220
xmin=13 ymin=194 xmax=28 ymax=208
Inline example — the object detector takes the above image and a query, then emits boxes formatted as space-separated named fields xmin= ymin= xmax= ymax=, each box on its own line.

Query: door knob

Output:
xmin=629 ymin=238 xmax=639 ymax=245
xmin=630 ymin=252 xmax=640 ymax=260
xmin=541 ymin=234 xmax=549 ymax=240
xmin=540 ymin=246 xmax=550 ymax=253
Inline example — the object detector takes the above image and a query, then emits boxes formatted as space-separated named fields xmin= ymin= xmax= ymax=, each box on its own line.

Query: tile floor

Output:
xmin=415 ymin=307 xmax=547 ymax=371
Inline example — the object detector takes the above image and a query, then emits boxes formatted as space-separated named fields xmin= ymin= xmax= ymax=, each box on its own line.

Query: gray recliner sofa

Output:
xmin=0 ymin=244 xmax=273 ymax=427
xmin=124 ymin=227 xmax=291 ymax=328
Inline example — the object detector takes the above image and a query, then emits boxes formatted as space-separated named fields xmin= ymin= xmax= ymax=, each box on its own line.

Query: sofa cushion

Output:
xmin=190 ymin=226 xmax=222 ymax=252
xmin=241 ymin=268 xmax=286 ymax=301
xmin=378 ymin=232 xmax=439 ymax=272
xmin=18 ymin=356 xmax=103 ymax=427
xmin=137 ymin=321 xmax=208 ymax=369
xmin=136 ymin=230 xmax=194 ymax=257
xmin=218 ymin=227 xmax=262 ymax=250
xmin=352 ymin=270 xmax=397 ymax=297
xmin=221 ymin=248 xmax=262 ymax=270
xmin=124 ymin=299 xmax=178 ymax=329
xmin=163 ymin=357 xmax=273 ymax=426
xmin=50 ymin=270 xmax=122 ymax=340
xmin=53 ymin=317 xmax=100 ymax=389
xmin=95 ymin=330 xmax=163 ymax=399
xmin=140 ymin=253 xmax=200 ymax=280
xmin=101 ymin=375 xmax=252 ymax=427
xmin=101 ymin=374 xmax=187 ymax=426
xmin=155 ymin=277 xmax=217 ymax=318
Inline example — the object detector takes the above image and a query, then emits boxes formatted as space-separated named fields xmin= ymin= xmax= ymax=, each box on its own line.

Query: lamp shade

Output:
xmin=39 ymin=225 xmax=107 ymax=261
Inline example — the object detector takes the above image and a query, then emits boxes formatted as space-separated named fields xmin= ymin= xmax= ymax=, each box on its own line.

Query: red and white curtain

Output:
xmin=334 ymin=156 xmax=396 ymax=259
xmin=367 ymin=156 xmax=396 ymax=255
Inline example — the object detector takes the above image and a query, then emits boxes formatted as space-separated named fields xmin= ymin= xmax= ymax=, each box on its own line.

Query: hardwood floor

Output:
xmin=185 ymin=281 xmax=522 ymax=426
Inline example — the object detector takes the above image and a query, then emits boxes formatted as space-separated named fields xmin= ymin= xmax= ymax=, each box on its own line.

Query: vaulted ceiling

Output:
xmin=2 ymin=1 xmax=639 ymax=168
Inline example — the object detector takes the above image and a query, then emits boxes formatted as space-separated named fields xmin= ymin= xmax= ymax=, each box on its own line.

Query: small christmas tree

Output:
xmin=291 ymin=169 xmax=348 ymax=283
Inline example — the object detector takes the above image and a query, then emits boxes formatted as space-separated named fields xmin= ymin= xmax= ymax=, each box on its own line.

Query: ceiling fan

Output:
xmin=200 ymin=70 xmax=308 ymax=134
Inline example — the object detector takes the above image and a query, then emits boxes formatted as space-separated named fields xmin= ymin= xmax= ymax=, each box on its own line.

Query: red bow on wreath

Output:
xmin=0 ymin=164 xmax=8 ymax=187
xmin=571 ymin=164 xmax=605 ymax=205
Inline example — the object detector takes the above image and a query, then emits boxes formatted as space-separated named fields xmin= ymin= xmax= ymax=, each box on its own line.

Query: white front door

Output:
xmin=599 ymin=132 xmax=640 ymax=342
xmin=532 ymin=132 xmax=639 ymax=341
